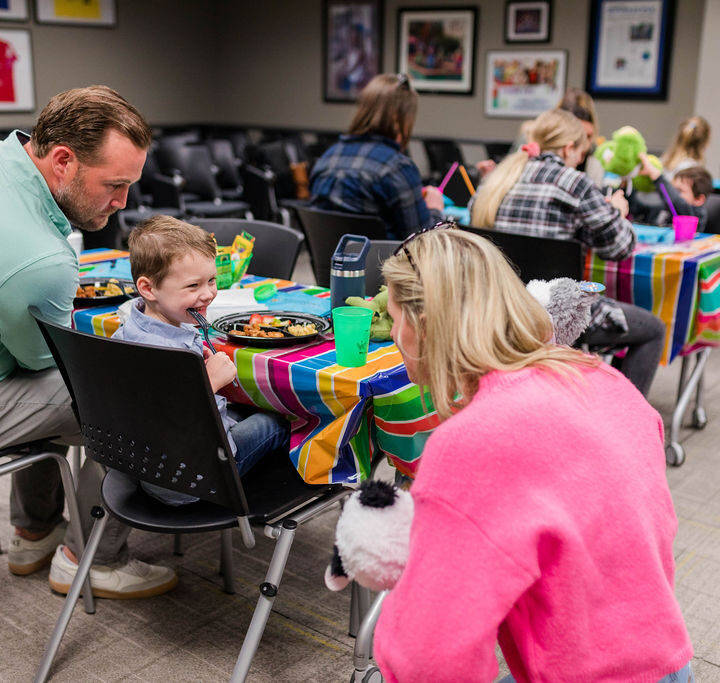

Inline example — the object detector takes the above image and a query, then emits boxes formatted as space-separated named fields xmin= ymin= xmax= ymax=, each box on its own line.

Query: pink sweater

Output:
xmin=374 ymin=364 xmax=692 ymax=682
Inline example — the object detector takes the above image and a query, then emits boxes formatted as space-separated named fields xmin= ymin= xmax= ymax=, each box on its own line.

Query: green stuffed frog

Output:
xmin=344 ymin=286 xmax=393 ymax=341
xmin=594 ymin=125 xmax=662 ymax=193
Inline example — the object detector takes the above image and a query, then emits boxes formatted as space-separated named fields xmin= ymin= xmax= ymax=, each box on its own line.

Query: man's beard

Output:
xmin=54 ymin=170 xmax=113 ymax=232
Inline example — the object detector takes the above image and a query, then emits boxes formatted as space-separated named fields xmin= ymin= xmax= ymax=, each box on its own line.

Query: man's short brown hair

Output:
xmin=128 ymin=216 xmax=217 ymax=286
xmin=31 ymin=85 xmax=152 ymax=164
xmin=674 ymin=166 xmax=713 ymax=200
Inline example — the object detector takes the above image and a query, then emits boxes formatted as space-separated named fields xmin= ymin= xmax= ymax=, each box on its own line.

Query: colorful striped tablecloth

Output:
xmin=584 ymin=235 xmax=720 ymax=365
xmin=73 ymin=267 xmax=438 ymax=484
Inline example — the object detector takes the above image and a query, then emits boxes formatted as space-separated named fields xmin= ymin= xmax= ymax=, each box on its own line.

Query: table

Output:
xmin=73 ymin=254 xmax=438 ymax=485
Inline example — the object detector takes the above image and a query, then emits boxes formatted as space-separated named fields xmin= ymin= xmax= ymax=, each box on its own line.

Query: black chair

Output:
xmin=240 ymin=163 xmax=286 ymax=224
xmin=365 ymin=239 xmax=401 ymax=297
xmin=462 ymin=226 xmax=585 ymax=283
xmin=484 ymin=141 xmax=513 ymax=163
xmin=703 ymin=193 xmax=720 ymax=234
xmin=422 ymin=138 xmax=466 ymax=185
xmin=295 ymin=206 xmax=387 ymax=287
xmin=31 ymin=310 xmax=351 ymax=682
xmin=193 ymin=217 xmax=304 ymax=280
xmin=208 ymin=138 xmax=245 ymax=201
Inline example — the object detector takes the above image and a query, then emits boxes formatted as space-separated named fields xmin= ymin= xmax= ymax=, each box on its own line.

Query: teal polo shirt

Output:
xmin=0 ymin=130 xmax=77 ymax=381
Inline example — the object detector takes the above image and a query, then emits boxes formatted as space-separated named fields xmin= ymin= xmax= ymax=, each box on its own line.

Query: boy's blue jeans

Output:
xmin=497 ymin=662 xmax=694 ymax=683
xmin=142 ymin=409 xmax=290 ymax=505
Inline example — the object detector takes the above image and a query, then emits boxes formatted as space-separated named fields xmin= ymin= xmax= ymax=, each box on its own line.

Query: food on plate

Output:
xmin=229 ymin=324 xmax=285 ymax=338
xmin=75 ymin=278 xmax=134 ymax=299
xmin=287 ymin=322 xmax=317 ymax=336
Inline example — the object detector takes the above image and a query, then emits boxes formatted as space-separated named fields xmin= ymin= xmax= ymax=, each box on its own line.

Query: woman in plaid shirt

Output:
xmin=469 ymin=109 xmax=665 ymax=397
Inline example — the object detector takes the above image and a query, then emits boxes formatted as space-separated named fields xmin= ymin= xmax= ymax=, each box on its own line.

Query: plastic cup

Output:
xmin=672 ymin=215 xmax=699 ymax=242
xmin=333 ymin=307 xmax=373 ymax=367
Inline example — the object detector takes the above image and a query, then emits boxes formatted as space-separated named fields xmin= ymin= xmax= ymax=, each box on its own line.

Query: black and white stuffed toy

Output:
xmin=325 ymin=277 xmax=595 ymax=592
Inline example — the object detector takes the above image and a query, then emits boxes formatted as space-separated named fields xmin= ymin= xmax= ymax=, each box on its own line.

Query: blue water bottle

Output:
xmin=330 ymin=234 xmax=370 ymax=313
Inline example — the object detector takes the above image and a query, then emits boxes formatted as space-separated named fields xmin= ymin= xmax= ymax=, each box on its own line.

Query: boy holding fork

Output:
xmin=114 ymin=215 xmax=289 ymax=505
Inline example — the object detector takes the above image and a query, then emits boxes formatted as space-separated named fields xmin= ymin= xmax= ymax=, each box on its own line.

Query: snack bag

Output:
xmin=215 ymin=231 xmax=255 ymax=289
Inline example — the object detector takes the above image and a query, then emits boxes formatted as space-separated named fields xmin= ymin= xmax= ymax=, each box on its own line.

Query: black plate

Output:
xmin=212 ymin=311 xmax=331 ymax=347
xmin=73 ymin=278 xmax=138 ymax=309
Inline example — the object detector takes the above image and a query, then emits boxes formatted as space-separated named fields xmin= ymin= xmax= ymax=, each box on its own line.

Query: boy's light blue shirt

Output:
xmin=0 ymin=130 xmax=77 ymax=381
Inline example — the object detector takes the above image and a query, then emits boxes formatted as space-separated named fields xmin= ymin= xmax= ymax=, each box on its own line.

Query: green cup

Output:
xmin=333 ymin=307 xmax=373 ymax=367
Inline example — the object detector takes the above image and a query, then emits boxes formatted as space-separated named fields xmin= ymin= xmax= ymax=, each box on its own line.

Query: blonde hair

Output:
xmin=662 ymin=116 xmax=711 ymax=171
xmin=31 ymin=85 xmax=151 ymax=164
xmin=128 ymin=215 xmax=216 ymax=285
xmin=348 ymin=73 xmax=418 ymax=149
xmin=382 ymin=229 xmax=599 ymax=421
xmin=471 ymin=109 xmax=587 ymax=228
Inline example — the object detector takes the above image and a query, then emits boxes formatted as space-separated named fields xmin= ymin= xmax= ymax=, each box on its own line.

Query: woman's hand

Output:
xmin=203 ymin=347 xmax=237 ymax=392
xmin=423 ymin=185 xmax=445 ymax=212
xmin=607 ymin=189 xmax=629 ymax=217
xmin=475 ymin=159 xmax=497 ymax=178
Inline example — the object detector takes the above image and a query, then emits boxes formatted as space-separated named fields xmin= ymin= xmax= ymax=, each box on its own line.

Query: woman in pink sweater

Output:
xmin=374 ymin=226 xmax=693 ymax=682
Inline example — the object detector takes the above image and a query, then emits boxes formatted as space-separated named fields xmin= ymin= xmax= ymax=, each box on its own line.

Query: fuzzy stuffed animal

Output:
xmin=344 ymin=285 xmax=392 ymax=341
xmin=325 ymin=278 xmax=596 ymax=592
xmin=594 ymin=126 xmax=662 ymax=193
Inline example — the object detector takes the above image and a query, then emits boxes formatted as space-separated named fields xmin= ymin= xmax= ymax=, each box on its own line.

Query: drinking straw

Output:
xmin=459 ymin=165 xmax=476 ymax=195
xmin=658 ymin=182 xmax=678 ymax=217
xmin=437 ymin=161 xmax=459 ymax=194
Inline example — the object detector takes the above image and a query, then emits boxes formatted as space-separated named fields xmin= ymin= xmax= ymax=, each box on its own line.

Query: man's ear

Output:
xmin=135 ymin=275 xmax=156 ymax=300
xmin=48 ymin=145 xmax=77 ymax=181
xmin=691 ymin=193 xmax=706 ymax=208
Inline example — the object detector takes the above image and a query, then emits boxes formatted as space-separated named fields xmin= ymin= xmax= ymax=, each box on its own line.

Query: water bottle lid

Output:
xmin=331 ymin=234 xmax=370 ymax=270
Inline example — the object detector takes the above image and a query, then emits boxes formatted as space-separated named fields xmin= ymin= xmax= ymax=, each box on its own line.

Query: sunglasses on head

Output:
xmin=396 ymin=73 xmax=410 ymax=89
xmin=393 ymin=221 xmax=457 ymax=275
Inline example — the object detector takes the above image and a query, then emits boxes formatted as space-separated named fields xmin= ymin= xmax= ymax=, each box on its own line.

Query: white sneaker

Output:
xmin=8 ymin=524 xmax=66 ymax=576
xmin=49 ymin=545 xmax=178 ymax=599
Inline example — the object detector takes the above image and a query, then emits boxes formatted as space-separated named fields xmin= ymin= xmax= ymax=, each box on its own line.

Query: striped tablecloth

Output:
xmin=584 ymin=235 xmax=720 ymax=365
xmin=73 ymin=268 xmax=438 ymax=484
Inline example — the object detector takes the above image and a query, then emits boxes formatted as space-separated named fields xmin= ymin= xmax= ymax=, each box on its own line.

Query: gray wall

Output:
xmin=0 ymin=0 xmax=707 ymax=155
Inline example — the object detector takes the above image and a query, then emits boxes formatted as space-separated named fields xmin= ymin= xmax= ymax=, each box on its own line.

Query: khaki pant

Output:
xmin=1 ymin=367 xmax=129 ymax=564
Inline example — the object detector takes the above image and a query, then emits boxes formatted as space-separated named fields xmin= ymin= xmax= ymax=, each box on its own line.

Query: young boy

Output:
xmin=113 ymin=215 xmax=290 ymax=505
xmin=630 ymin=154 xmax=712 ymax=232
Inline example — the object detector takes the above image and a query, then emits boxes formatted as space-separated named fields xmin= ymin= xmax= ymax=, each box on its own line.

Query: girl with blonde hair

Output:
xmin=373 ymin=226 xmax=693 ymax=683
xmin=469 ymin=108 xmax=665 ymax=397
xmin=309 ymin=73 xmax=444 ymax=239
xmin=661 ymin=115 xmax=711 ymax=178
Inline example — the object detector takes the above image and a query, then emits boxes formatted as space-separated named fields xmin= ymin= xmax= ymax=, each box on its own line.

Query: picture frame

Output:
xmin=485 ymin=49 xmax=566 ymax=118
xmin=396 ymin=7 xmax=477 ymax=95
xmin=0 ymin=0 xmax=29 ymax=22
xmin=585 ymin=0 xmax=675 ymax=100
xmin=34 ymin=0 xmax=116 ymax=27
xmin=323 ymin=0 xmax=383 ymax=103
xmin=0 ymin=28 xmax=34 ymax=111
xmin=504 ymin=1 xmax=551 ymax=43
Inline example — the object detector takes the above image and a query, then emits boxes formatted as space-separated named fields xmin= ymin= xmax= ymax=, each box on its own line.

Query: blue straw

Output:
xmin=658 ymin=182 xmax=678 ymax=217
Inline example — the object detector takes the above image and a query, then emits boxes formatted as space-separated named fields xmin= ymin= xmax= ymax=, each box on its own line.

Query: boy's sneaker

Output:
xmin=49 ymin=545 xmax=178 ymax=599
xmin=8 ymin=524 xmax=66 ymax=576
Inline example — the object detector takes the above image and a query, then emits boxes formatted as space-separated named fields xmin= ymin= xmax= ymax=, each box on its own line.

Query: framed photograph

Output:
xmin=397 ymin=7 xmax=477 ymax=95
xmin=0 ymin=29 xmax=34 ymax=111
xmin=323 ymin=0 xmax=383 ymax=103
xmin=505 ymin=1 xmax=551 ymax=43
xmin=35 ymin=0 xmax=116 ymax=26
xmin=585 ymin=0 xmax=675 ymax=100
xmin=0 ymin=0 xmax=29 ymax=21
xmin=485 ymin=49 xmax=566 ymax=117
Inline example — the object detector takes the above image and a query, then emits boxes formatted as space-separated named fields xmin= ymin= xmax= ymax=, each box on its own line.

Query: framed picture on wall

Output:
xmin=0 ymin=29 xmax=34 ymax=111
xmin=0 ymin=0 xmax=29 ymax=21
xmin=35 ymin=0 xmax=116 ymax=26
xmin=485 ymin=49 xmax=566 ymax=117
xmin=396 ymin=7 xmax=478 ymax=95
xmin=585 ymin=0 xmax=675 ymax=100
xmin=504 ymin=1 xmax=551 ymax=43
xmin=323 ymin=0 xmax=383 ymax=103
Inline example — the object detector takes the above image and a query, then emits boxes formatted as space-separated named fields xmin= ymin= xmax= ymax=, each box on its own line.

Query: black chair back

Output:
xmin=484 ymin=141 xmax=513 ymax=163
xmin=462 ymin=227 xmax=585 ymax=283
xmin=193 ymin=217 xmax=304 ymax=280
xmin=240 ymin=164 xmax=279 ymax=222
xmin=703 ymin=193 xmax=720 ymax=234
xmin=295 ymin=206 xmax=387 ymax=287
xmin=365 ymin=240 xmax=400 ymax=297
xmin=31 ymin=311 xmax=249 ymax=516
xmin=208 ymin=138 xmax=242 ymax=190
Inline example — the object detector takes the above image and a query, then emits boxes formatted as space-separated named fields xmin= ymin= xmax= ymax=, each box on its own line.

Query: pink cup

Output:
xmin=672 ymin=215 xmax=699 ymax=242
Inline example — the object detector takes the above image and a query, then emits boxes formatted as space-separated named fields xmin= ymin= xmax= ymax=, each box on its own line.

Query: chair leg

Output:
xmin=220 ymin=528 xmax=235 ymax=594
xmin=34 ymin=507 xmax=108 ymax=683
xmin=349 ymin=580 xmax=373 ymax=637
xmin=352 ymin=590 xmax=388 ymax=677
xmin=173 ymin=533 xmax=184 ymax=556
xmin=68 ymin=445 xmax=83 ymax=486
xmin=230 ymin=520 xmax=297 ymax=683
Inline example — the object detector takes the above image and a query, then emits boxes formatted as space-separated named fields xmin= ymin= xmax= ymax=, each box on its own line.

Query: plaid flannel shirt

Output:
xmin=471 ymin=152 xmax=636 ymax=261
xmin=309 ymin=134 xmax=442 ymax=239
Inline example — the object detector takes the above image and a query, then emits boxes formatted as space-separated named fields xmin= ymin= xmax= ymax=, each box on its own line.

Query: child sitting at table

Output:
xmin=113 ymin=215 xmax=290 ymax=505
xmin=629 ymin=156 xmax=712 ymax=232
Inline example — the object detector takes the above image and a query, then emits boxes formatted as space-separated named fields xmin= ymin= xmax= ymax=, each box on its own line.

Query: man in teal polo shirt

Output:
xmin=0 ymin=86 xmax=177 ymax=598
